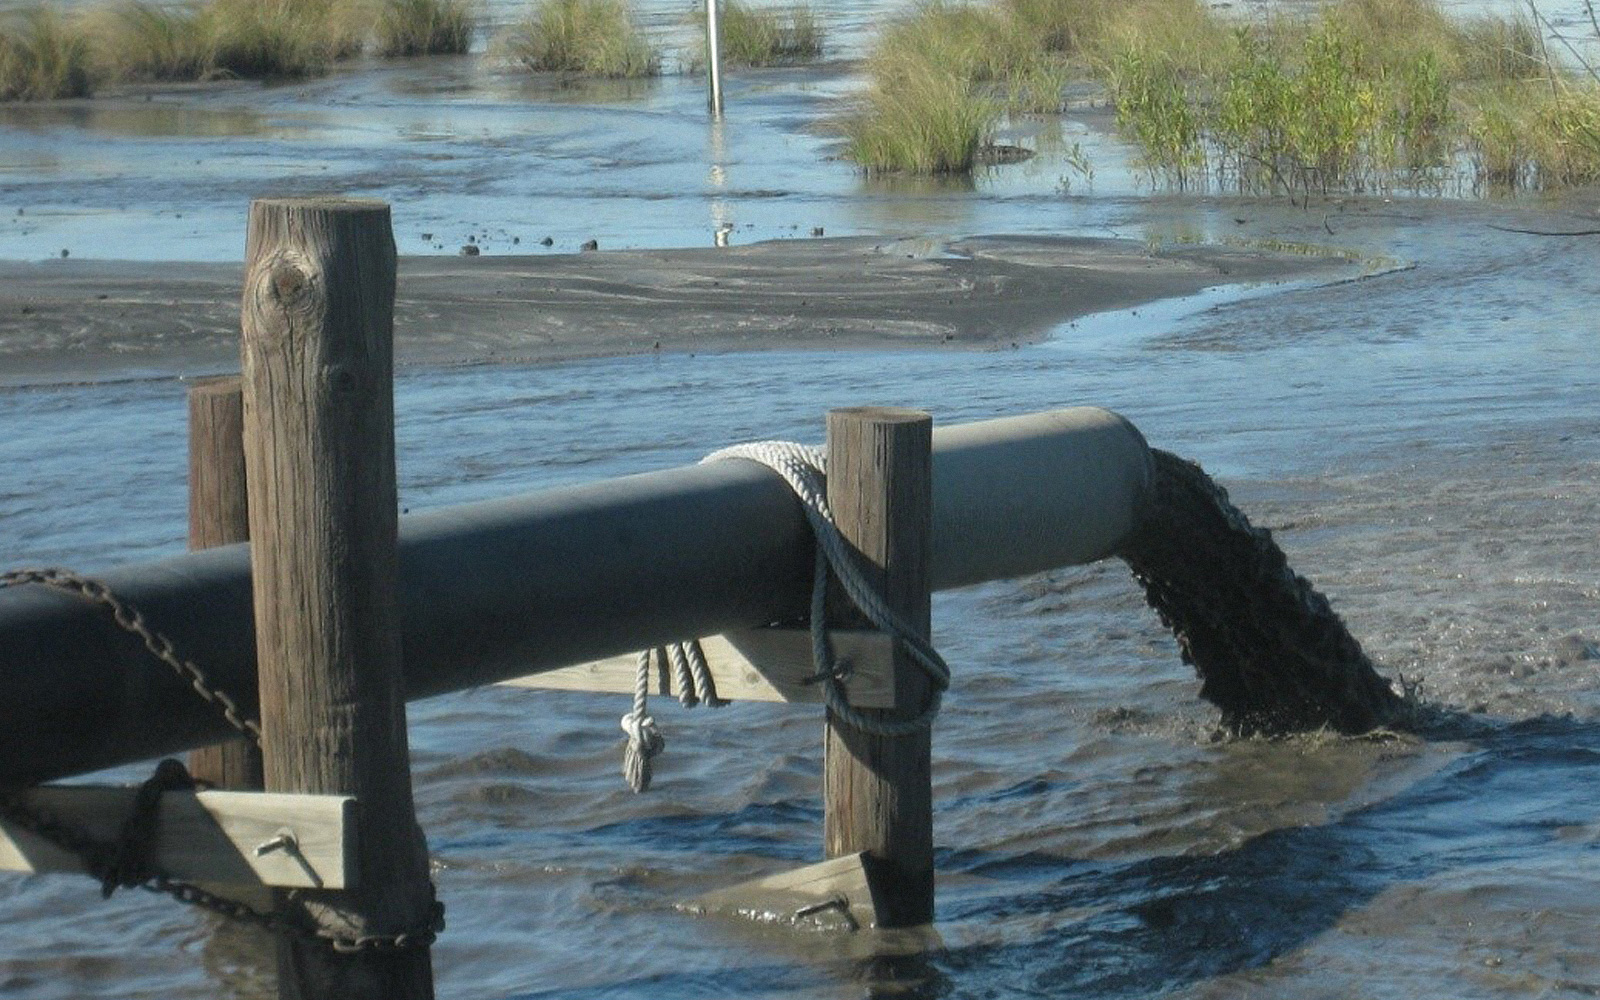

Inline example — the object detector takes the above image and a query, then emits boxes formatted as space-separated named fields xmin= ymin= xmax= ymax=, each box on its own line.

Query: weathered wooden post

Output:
xmin=187 ymin=376 xmax=264 ymax=791
xmin=240 ymin=197 xmax=436 ymax=999
xmin=823 ymin=407 xmax=934 ymax=927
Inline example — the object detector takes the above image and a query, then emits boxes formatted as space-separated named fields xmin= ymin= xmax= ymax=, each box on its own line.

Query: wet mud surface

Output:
xmin=0 ymin=235 xmax=1360 ymax=384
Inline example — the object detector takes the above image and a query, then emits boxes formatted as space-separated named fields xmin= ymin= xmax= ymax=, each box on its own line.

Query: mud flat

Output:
xmin=0 ymin=234 xmax=1363 ymax=385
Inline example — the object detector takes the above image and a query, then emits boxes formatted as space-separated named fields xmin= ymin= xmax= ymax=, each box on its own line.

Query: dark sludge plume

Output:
xmin=1117 ymin=449 xmax=1408 ymax=735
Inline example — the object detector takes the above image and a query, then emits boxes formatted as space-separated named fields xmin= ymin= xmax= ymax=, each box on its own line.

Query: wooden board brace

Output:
xmin=0 ymin=786 xmax=355 ymax=889
xmin=501 ymin=627 xmax=898 ymax=708
xmin=686 ymin=852 xmax=880 ymax=931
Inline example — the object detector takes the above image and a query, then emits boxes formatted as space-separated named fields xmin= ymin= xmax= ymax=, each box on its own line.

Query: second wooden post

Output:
xmin=823 ymin=407 xmax=935 ymax=928
xmin=240 ymin=197 xmax=436 ymax=999
xmin=187 ymin=376 xmax=264 ymax=791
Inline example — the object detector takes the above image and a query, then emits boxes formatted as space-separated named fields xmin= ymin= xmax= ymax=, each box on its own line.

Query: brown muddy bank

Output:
xmin=0 ymin=234 xmax=1362 ymax=385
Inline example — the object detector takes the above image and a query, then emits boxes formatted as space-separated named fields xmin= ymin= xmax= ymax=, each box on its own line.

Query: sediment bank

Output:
xmin=0 ymin=234 xmax=1364 ymax=385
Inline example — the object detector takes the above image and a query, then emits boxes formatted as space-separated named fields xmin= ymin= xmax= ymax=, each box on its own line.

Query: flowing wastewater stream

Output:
xmin=3 ymin=1 xmax=1600 ymax=996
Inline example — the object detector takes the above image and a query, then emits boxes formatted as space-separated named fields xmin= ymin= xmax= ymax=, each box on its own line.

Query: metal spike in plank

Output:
xmin=685 ymin=852 xmax=881 ymax=931
xmin=0 ymin=787 xmax=354 ymax=889
xmin=501 ymin=627 xmax=897 ymax=707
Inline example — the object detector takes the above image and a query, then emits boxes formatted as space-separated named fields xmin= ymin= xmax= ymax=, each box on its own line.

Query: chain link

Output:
xmin=1 ymin=567 xmax=263 ymax=746
xmin=0 ymin=570 xmax=446 ymax=952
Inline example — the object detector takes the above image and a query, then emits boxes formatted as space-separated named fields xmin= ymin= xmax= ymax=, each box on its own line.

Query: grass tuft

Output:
xmin=841 ymin=2 xmax=1006 ymax=174
xmin=0 ymin=4 xmax=94 ymax=100
xmin=199 ymin=0 xmax=363 ymax=78
xmin=377 ymin=0 xmax=476 ymax=57
xmin=83 ymin=0 xmax=213 ymax=82
xmin=501 ymin=0 xmax=659 ymax=77
xmin=693 ymin=1 xmax=822 ymax=69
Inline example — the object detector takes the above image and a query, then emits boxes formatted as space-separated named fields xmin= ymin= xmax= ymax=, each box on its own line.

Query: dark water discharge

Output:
xmin=1122 ymin=450 xmax=1405 ymax=735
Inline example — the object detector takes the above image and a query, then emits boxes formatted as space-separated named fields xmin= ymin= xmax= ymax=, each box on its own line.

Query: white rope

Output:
xmin=620 ymin=650 xmax=664 ymax=792
xmin=617 ymin=440 xmax=951 ymax=792
xmin=706 ymin=442 xmax=950 ymax=738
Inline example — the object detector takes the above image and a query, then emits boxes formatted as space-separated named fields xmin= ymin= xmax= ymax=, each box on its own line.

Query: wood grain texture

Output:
xmin=822 ymin=408 xmax=935 ymax=928
xmin=691 ymin=852 xmax=878 ymax=930
xmin=0 ymin=787 xmax=353 ymax=888
xmin=240 ymin=198 xmax=434 ymax=999
xmin=500 ymin=628 xmax=898 ymax=707
xmin=187 ymin=376 xmax=265 ymax=791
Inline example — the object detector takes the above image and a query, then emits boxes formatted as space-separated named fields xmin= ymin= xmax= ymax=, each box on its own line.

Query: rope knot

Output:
xmin=620 ymin=710 xmax=664 ymax=793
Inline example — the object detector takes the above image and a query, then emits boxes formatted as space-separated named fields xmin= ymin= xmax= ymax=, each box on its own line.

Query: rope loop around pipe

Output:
xmin=618 ymin=440 xmax=951 ymax=792
xmin=705 ymin=442 xmax=951 ymax=738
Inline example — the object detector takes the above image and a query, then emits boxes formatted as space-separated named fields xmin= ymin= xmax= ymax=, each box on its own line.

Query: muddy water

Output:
xmin=4 ymin=4 xmax=1600 ymax=997
xmin=1 ymin=192 xmax=1597 ymax=998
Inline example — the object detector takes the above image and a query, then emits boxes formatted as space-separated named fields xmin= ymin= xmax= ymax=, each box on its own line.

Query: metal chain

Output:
xmin=0 ymin=568 xmax=263 ymax=746
xmin=0 ymin=759 xmax=445 ymax=952
xmin=0 ymin=570 xmax=446 ymax=951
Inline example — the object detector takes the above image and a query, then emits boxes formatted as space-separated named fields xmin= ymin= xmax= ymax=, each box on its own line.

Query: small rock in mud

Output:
xmin=540 ymin=236 xmax=553 ymax=246
xmin=459 ymin=244 xmax=480 ymax=256
xmin=975 ymin=143 xmax=1034 ymax=166
xmin=581 ymin=239 xmax=598 ymax=252
xmin=1552 ymin=634 xmax=1600 ymax=666
xmin=811 ymin=226 xmax=824 ymax=236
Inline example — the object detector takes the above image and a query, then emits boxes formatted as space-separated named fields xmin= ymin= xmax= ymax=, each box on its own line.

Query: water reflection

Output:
xmin=0 ymin=101 xmax=276 ymax=139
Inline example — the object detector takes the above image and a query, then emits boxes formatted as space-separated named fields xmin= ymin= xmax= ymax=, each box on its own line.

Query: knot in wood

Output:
xmin=269 ymin=260 xmax=314 ymax=309
xmin=322 ymin=363 xmax=359 ymax=395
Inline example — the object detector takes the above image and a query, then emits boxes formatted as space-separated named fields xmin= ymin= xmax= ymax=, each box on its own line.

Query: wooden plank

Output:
xmin=687 ymin=852 xmax=879 ymax=931
xmin=499 ymin=628 xmax=897 ymax=708
xmin=0 ymin=787 xmax=354 ymax=889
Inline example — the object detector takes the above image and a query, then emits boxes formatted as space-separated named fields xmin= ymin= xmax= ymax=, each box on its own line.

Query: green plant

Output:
xmin=1465 ymin=86 xmax=1528 ymax=187
xmin=693 ymin=1 xmax=821 ymax=68
xmin=378 ymin=0 xmax=475 ymax=56
xmin=1002 ymin=55 xmax=1071 ymax=113
xmin=1108 ymin=47 xmax=1202 ymax=185
xmin=1000 ymin=0 xmax=1109 ymax=56
xmin=501 ymin=0 xmax=659 ymax=77
xmin=879 ymin=1 xmax=1043 ymax=84
xmin=0 ymin=4 xmax=93 ymax=100
xmin=843 ymin=51 xmax=998 ymax=174
xmin=85 ymin=0 xmax=213 ymax=82
xmin=200 ymin=0 xmax=361 ymax=78
xmin=1452 ymin=13 xmax=1542 ymax=81
xmin=1385 ymin=48 xmax=1452 ymax=173
xmin=1537 ymin=87 xmax=1600 ymax=183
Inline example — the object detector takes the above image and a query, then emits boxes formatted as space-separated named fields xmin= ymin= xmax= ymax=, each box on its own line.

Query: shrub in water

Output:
xmin=85 ymin=0 xmax=213 ymax=82
xmin=691 ymin=1 xmax=822 ymax=69
xmin=844 ymin=53 xmax=998 ymax=173
xmin=501 ymin=0 xmax=659 ymax=77
xmin=0 ymin=4 xmax=93 ymax=100
xmin=200 ymin=0 xmax=360 ymax=78
xmin=378 ymin=0 xmax=476 ymax=57
xmin=1108 ymin=47 xmax=1203 ymax=185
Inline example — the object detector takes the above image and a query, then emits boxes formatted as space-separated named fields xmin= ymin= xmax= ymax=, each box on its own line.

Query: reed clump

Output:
xmin=82 ymin=0 xmax=211 ymax=82
xmin=1467 ymin=82 xmax=1600 ymax=189
xmin=690 ymin=1 xmax=822 ymax=68
xmin=841 ymin=2 xmax=1011 ymax=174
xmin=500 ymin=0 xmax=659 ymax=77
xmin=1098 ymin=0 xmax=1600 ymax=193
xmin=377 ymin=0 xmax=476 ymax=56
xmin=0 ymin=4 xmax=93 ymax=100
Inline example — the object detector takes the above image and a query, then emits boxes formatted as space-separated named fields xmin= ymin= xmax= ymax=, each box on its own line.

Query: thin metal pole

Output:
xmin=706 ymin=0 xmax=724 ymax=116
